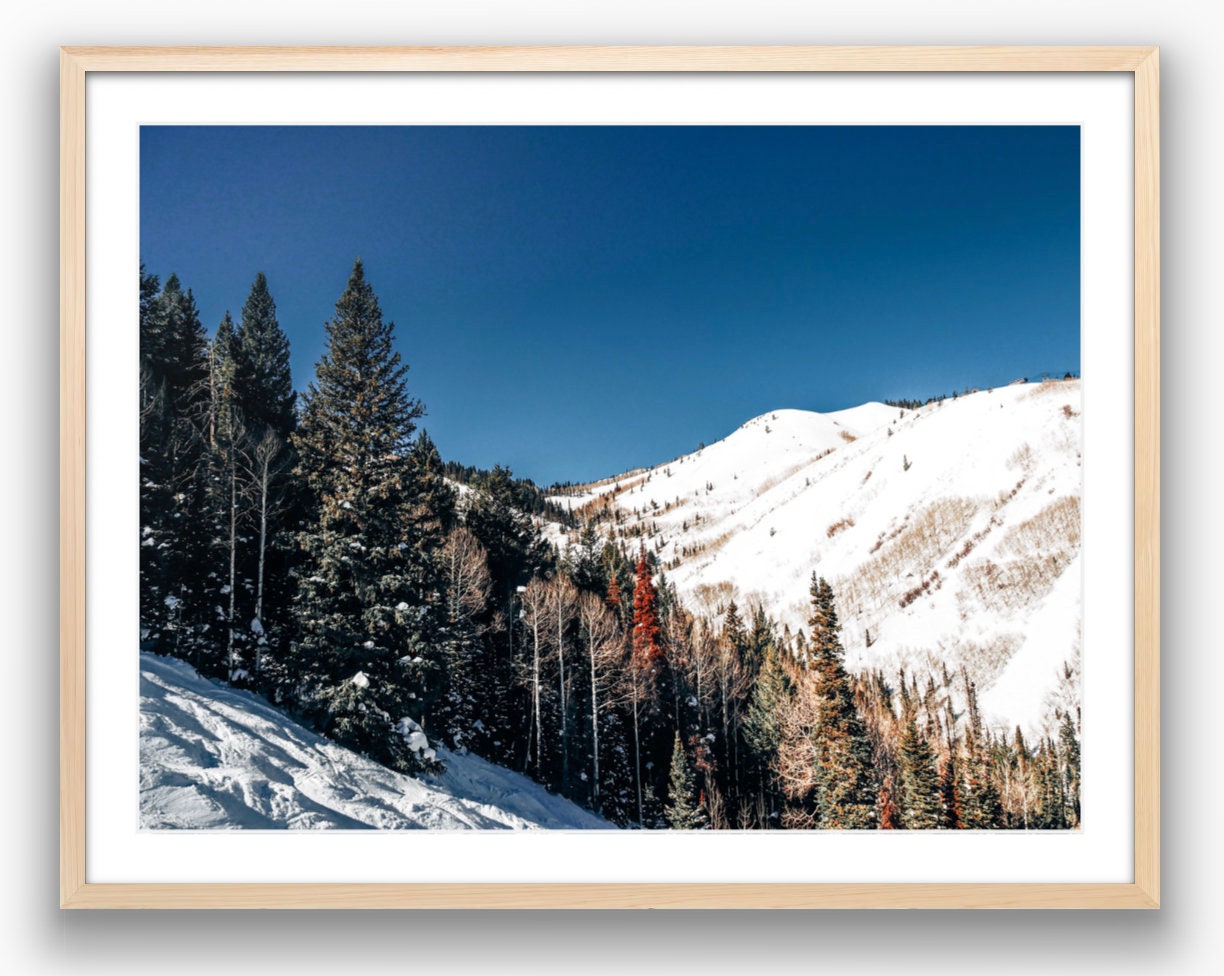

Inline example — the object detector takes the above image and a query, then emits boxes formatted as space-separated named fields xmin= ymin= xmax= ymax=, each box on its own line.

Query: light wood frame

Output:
xmin=59 ymin=45 xmax=1160 ymax=909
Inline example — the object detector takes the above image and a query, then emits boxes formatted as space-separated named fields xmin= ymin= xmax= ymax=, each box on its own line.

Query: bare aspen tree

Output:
xmin=519 ymin=577 xmax=551 ymax=776
xmin=441 ymin=526 xmax=492 ymax=628
xmin=714 ymin=622 xmax=751 ymax=793
xmin=215 ymin=411 xmax=249 ymax=683
xmin=551 ymin=575 xmax=578 ymax=794
xmin=687 ymin=618 xmax=720 ymax=731
xmin=248 ymin=429 xmax=284 ymax=675
xmin=578 ymin=591 xmax=622 ymax=812
xmin=775 ymin=671 xmax=821 ymax=829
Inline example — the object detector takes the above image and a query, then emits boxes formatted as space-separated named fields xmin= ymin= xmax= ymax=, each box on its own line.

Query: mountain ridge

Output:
xmin=545 ymin=380 xmax=1083 ymax=734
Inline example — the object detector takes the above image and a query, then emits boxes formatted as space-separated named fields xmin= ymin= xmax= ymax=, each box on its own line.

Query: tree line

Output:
xmin=140 ymin=258 xmax=1080 ymax=829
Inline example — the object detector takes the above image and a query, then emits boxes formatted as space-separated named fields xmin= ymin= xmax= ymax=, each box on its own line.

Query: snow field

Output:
xmin=140 ymin=652 xmax=613 ymax=830
xmin=548 ymin=381 xmax=1083 ymax=733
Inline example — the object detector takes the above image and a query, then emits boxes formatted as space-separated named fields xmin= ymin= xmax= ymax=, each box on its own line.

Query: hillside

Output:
xmin=549 ymin=380 xmax=1083 ymax=733
xmin=140 ymin=652 xmax=613 ymax=830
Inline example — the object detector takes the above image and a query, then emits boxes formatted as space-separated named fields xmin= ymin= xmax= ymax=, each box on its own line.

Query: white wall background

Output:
xmin=0 ymin=2 xmax=1216 ymax=973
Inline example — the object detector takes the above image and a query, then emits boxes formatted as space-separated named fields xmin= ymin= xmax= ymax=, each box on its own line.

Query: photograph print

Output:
xmin=138 ymin=124 xmax=1082 ymax=831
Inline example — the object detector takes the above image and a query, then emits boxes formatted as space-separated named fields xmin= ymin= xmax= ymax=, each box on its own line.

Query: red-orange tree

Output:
xmin=632 ymin=545 xmax=662 ymax=666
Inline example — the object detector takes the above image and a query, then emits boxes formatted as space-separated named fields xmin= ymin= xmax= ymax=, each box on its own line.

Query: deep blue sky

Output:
xmin=140 ymin=125 xmax=1079 ymax=486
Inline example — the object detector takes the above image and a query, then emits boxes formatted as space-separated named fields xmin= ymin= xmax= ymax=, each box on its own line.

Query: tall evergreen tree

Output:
xmin=742 ymin=641 xmax=790 ymax=824
xmin=897 ymin=689 xmax=942 ymax=829
xmin=940 ymin=745 xmax=963 ymax=829
xmin=139 ymin=272 xmax=213 ymax=662
xmin=289 ymin=259 xmax=445 ymax=772
xmin=1059 ymin=712 xmax=1082 ymax=828
xmin=234 ymin=271 xmax=295 ymax=439
xmin=806 ymin=576 xmax=878 ymax=828
xmin=664 ymin=732 xmax=705 ymax=829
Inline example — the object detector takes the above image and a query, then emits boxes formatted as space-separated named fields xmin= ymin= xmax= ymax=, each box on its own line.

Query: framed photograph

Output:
xmin=60 ymin=46 xmax=1159 ymax=908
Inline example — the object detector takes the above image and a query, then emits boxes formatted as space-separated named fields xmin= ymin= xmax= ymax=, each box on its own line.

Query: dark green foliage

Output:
xmin=806 ymin=576 xmax=878 ymax=829
xmin=139 ymin=271 xmax=214 ymax=665
xmin=288 ymin=259 xmax=445 ymax=772
xmin=664 ymin=732 xmax=705 ymax=829
xmin=1060 ymin=712 xmax=1081 ymax=828
xmin=897 ymin=696 xmax=943 ymax=829
xmin=940 ymin=746 xmax=962 ymax=828
xmin=444 ymin=460 xmax=577 ymax=527
xmin=465 ymin=465 xmax=551 ymax=598
xmin=234 ymin=272 xmax=296 ymax=440
xmin=742 ymin=641 xmax=790 ymax=821
xmin=960 ymin=742 xmax=1004 ymax=828
xmin=411 ymin=431 xmax=457 ymax=534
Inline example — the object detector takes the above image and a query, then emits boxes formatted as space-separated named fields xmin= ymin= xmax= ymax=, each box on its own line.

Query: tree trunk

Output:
xmin=226 ymin=457 xmax=238 ymax=682
xmin=557 ymin=591 xmax=568 ymax=795
xmin=632 ymin=676 xmax=643 ymax=826
xmin=589 ymin=645 xmax=600 ymax=812
xmin=254 ymin=456 xmax=268 ymax=675
xmin=532 ymin=616 xmax=542 ymax=777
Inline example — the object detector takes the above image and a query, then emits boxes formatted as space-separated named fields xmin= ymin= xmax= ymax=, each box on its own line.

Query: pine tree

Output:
xmin=234 ymin=271 xmax=295 ymax=440
xmin=742 ymin=641 xmax=790 ymax=823
xmin=229 ymin=272 xmax=298 ymax=681
xmin=139 ymin=271 xmax=213 ymax=663
xmin=1059 ymin=712 xmax=1082 ymax=828
xmin=961 ymin=737 xmax=1004 ymax=829
xmin=289 ymin=259 xmax=445 ymax=772
xmin=940 ymin=744 xmax=963 ymax=829
xmin=664 ymin=732 xmax=705 ymax=829
xmin=897 ymin=692 xmax=942 ymax=829
xmin=806 ymin=576 xmax=878 ymax=828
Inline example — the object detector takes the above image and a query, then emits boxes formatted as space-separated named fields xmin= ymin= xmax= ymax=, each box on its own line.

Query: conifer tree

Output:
xmin=940 ymin=745 xmax=963 ymax=829
xmin=664 ymin=732 xmax=705 ymax=829
xmin=806 ymin=576 xmax=878 ymax=828
xmin=139 ymin=272 xmax=213 ymax=662
xmin=1059 ymin=712 xmax=1082 ymax=828
xmin=632 ymin=545 xmax=662 ymax=667
xmin=288 ymin=259 xmax=444 ymax=772
xmin=742 ymin=641 xmax=790 ymax=822
xmin=897 ymin=691 xmax=942 ymax=829
xmin=961 ymin=737 xmax=1004 ymax=829
xmin=234 ymin=271 xmax=295 ymax=440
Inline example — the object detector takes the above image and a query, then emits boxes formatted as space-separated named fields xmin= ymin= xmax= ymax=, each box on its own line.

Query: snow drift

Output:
xmin=140 ymin=652 xmax=613 ymax=830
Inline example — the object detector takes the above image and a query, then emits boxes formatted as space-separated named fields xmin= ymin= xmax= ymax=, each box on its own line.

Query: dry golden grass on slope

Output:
xmin=836 ymin=496 xmax=981 ymax=618
xmin=996 ymin=495 xmax=1081 ymax=560
xmin=958 ymin=633 xmax=1024 ymax=691
xmin=884 ymin=633 xmax=1022 ymax=695
xmin=959 ymin=495 xmax=1081 ymax=615
xmin=1026 ymin=376 xmax=1078 ymax=399
xmin=826 ymin=516 xmax=855 ymax=538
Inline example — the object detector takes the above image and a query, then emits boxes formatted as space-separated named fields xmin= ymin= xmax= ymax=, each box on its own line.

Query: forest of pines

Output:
xmin=139 ymin=259 xmax=1080 ymax=830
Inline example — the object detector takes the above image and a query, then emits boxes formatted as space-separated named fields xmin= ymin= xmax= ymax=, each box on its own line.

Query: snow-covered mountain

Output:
xmin=549 ymin=380 xmax=1083 ymax=733
xmin=140 ymin=652 xmax=612 ymax=830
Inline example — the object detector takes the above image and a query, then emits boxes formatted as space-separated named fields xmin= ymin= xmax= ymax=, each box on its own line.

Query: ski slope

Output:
xmin=549 ymin=381 xmax=1083 ymax=732
xmin=140 ymin=652 xmax=613 ymax=830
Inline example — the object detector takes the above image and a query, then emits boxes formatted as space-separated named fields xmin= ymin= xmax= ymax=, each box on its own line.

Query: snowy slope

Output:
xmin=550 ymin=381 xmax=1083 ymax=733
xmin=140 ymin=652 xmax=613 ymax=830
